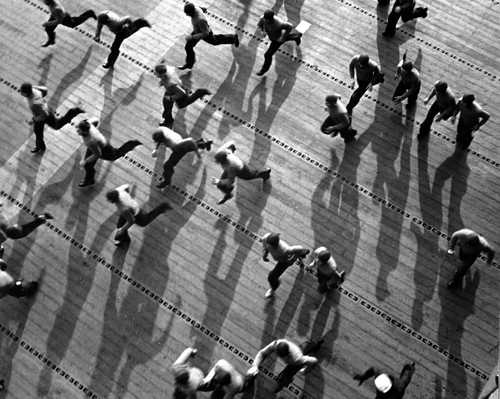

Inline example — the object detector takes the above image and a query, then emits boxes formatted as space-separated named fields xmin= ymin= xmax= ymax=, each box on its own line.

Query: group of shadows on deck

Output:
xmin=0 ymin=1 xmax=487 ymax=398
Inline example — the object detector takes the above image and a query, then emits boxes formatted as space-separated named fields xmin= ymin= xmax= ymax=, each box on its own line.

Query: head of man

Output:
xmin=317 ymin=248 xmax=331 ymax=262
xmin=105 ymin=190 xmax=120 ymax=204
xmin=263 ymin=9 xmax=275 ymax=22
xmin=462 ymin=94 xmax=475 ymax=106
xmin=276 ymin=341 xmax=290 ymax=358
xmin=434 ymin=80 xmax=448 ymax=94
xmin=265 ymin=233 xmax=280 ymax=248
xmin=76 ymin=119 xmax=91 ymax=137
xmin=324 ymin=94 xmax=340 ymax=112
xmin=214 ymin=151 xmax=229 ymax=165
xmin=184 ymin=2 xmax=196 ymax=16
xmin=401 ymin=61 xmax=413 ymax=74
xmin=358 ymin=54 xmax=369 ymax=68
xmin=152 ymin=130 xmax=165 ymax=145
xmin=214 ymin=370 xmax=231 ymax=387
xmin=20 ymin=82 xmax=33 ymax=98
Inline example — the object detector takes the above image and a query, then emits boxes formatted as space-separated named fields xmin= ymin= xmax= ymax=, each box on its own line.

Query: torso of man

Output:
xmin=158 ymin=127 xmax=184 ymax=148
xmin=115 ymin=186 xmax=140 ymax=216
xmin=159 ymin=68 xmax=186 ymax=100
xmin=259 ymin=16 xmax=288 ymax=41
xmin=191 ymin=6 xmax=210 ymax=34
xmin=454 ymin=228 xmax=486 ymax=255
xmin=29 ymin=88 xmax=49 ymax=122
xmin=328 ymin=102 xmax=350 ymax=129
xmin=214 ymin=144 xmax=245 ymax=178
xmin=275 ymin=339 xmax=304 ymax=365
xmin=98 ymin=10 xmax=128 ymax=34
xmin=0 ymin=269 xmax=14 ymax=299
xmin=49 ymin=0 xmax=65 ymax=19
xmin=353 ymin=58 xmax=378 ymax=83
xmin=82 ymin=123 xmax=108 ymax=150
xmin=172 ymin=365 xmax=204 ymax=395
xmin=401 ymin=68 xmax=420 ymax=89
xmin=262 ymin=233 xmax=294 ymax=263
xmin=435 ymin=88 xmax=456 ymax=109
xmin=458 ymin=102 xmax=483 ymax=130
xmin=212 ymin=360 xmax=244 ymax=393
xmin=313 ymin=247 xmax=337 ymax=277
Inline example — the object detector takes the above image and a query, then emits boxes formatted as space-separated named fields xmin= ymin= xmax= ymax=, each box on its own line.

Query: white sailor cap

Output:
xmin=374 ymin=373 xmax=392 ymax=393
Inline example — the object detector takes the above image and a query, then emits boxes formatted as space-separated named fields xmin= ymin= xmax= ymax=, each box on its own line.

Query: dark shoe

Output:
xmin=261 ymin=168 xmax=271 ymax=181
xmin=199 ymin=88 xmax=212 ymax=97
xmin=256 ymin=69 xmax=267 ymax=76
xmin=178 ymin=64 xmax=193 ymax=70
xmin=218 ymin=192 xmax=233 ymax=205
xmin=156 ymin=178 xmax=170 ymax=189
xmin=422 ymin=7 xmax=428 ymax=18
xmin=102 ymin=63 xmax=113 ymax=69
xmin=78 ymin=179 xmax=95 ymax=188
xmin=295 ymin=34 xmax=302 ymax=46
xmin=90 ymin=10 xmax=97 ymax=19
xmin=382 ymin=30 xmax=395 ymax=38
xmin=203 ymin=140 xmax=213 ymax=151
xmin=234 ymin=34 xmax=239 ymax=47
xmin=41 ymin=40 xmax=55 ymax=47
xmin=31 ymin=147 xmax=46 ymax=154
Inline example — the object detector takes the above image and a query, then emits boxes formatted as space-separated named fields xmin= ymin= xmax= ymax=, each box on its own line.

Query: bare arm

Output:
xmin=476 ymin=110 xmax=490 ymax=130
xmin=33 ymin=86 xmax=48 ymax=97
xmin=424 ymin=87 xmax=435 ymax=104
xmin=173 ymin=347 xmax=197 ymax=368
xmin=248 ymin=341 xmax=276 ymax=375
xmin=278 ymin=22 xmax=293 ymax=42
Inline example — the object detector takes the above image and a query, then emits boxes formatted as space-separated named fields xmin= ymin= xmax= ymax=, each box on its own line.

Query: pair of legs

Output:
xmin=216 ymin=165 xmax=271 ymax=204
xmin=448 ymin=249 xmax=479 ymax=288
xmin=104 ymin=18 xmax=151 ymax=68
xmin=267 ymin=249 xmax=310 ymax=296
xmin=320 ymin=117 xmax=357 ymax=143
xmin=274 ymin=340 xmax=323 ymax=392
xmin=419 ymin=101 xmax=452 ymax=137
xmin=43 ymin=10 xmax=96 ymax=46
xmin=455 ymin=124 xmax=474 ymax=150
xmin=317 ymin=270 xmax=345 ymax=293
xmin=346 ymin=74 xmax=385 ymax=115
xmin=7 ymin=280 xmax=39 ymax=298
xmin=182 ymin=31 xmax=238 ymax=69
xmin=161 ymin=89 xmax=211 ymax=128
xmin=114 ymin=203 xmax=171 ymax=244
xmin=383 ymin=2 xmax=428 ymax=37
xmin=32 ymin=107 xmax=84 ymax=153
xmin=392 ymin=80 xmax=421 ymax=107
xmin=158 ymin=138 xmax=212 ymax=188
xmin=81 ymin=140 xmax=142 ymax=186
xmin=257 ymin=32 xmax=302 ymax=75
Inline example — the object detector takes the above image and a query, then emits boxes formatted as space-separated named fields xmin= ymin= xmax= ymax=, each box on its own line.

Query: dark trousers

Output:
xmin=268 ymin=250 xmax=309 ymax=290
xmin=384 ymin=2 xmax=427 ymax=35
xmin=4 ymin=218 xmax=45 ymax=240
xmin=198 ymin=375 xmax=255 ymax=398
xmin=82 ymin=140 xmax=141 ymax=183
xmin=320 ymin=117 xmax=357 ymax=143
xmin=456 ymin=123 xmax=474 ymax=150
xmin=184 ymin=31 xmax=236 ymax=68
xmin=419 ymin=101 xmax=451 ymax=135
xmin=162 ymin=139 xmax=200 ymax=184
xmin=346 ymin=81 xmax=370 ymax=114
xmin=451 ymin=249 xmax=480 ymax=285
xmin=392 ymin=80 xmax=421 ymax=106
xmin=106 ymin=18 xmax=150 ymax=66
xmin=317 ymin=270 xmax=341 ymax=293
xmin=275 ymin=340 xmax=322 ymax=392
xmin=33 ymin=107 xmax=83 ymax=150
xmin=44 ymin=10 xmax=95 ymax=43
xmin=114 ymin=203 xmax=169 ymax=242
xmin=259 ymin=32 xmax=302 ymax=74
xmin=8 ymin=280 xmax=38 ymax=298
xmin=162 ymin=89 xmax=209 ymax=127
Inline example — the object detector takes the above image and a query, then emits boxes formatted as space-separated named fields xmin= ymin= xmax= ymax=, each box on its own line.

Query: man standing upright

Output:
xmin=418 ymin=80 xmax=456 ymax=139
xmin=447 ymin=228 xmax=495 ymax=289
xmin=382 ymin=0 xmax=428 ymax=38
xmin=307 ymin=246 xmax=346 ymax=293
xmin=41 ymin=0 xmax=96 ymax=47
xmin=392 ymin=61 xmax=421 ymax=107
xmin=179 ymin=2 xmax=239 ymax=70
xmin=256 ymin=10 xmax=302 ymax=76
xmin=76 ymin=118 xmax=142 ymax=187
xmin=94 ymin=10 xmax=151 ymax=68
xmin=20 ymin=82 xmax=84 ymax=153
xmin=451 ymin=94 xmax=490 ymax=150
xmin=347 ymin=54 xmax=384 ymax=116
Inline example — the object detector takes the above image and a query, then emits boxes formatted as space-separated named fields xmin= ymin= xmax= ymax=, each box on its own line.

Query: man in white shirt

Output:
xmin=76 ymin=118 xmax=142 ymax=187
xmin=199 ymin=359 xmax=250 ymax=398
xmin=247 ymin=338 xmax=322 ymax=393
xmin=212 ymin=141 xmax=271 ymax=205
xmin=20 ymin=82 xmax=84 ymax=153
xmin=94 ymin=10 xmax=151 ymax=68
xmin=0 ymin=258 xmax=39 ymax=299
xmin=41 ymin=0 xmax=96 ymax=47
xmin=154 ymin=62 xmax=211 ymax=128
xmin=307 ymin=247 xmax=345 ymax=293
xmin=105 ymin=184 xmax=171 ymax=245
xmin=261 ymin=233 xmax=309 ymax=298
xmin=151 ymin=127 xmax=212 ymax=188
xmin=179 ymin=2 xmax=239 ymax=70
xmin=447 ymin=228 xmax=495 ymax=289
xmin=171 ymin=347 xmax=205 ymax=398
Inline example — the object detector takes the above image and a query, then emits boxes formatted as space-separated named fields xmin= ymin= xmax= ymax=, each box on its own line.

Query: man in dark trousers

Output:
xmin=347 ymin=54 xmax=384 ymax=116
xmin=447 ymin=228 xmax=495 ymax=289
xmin=354 ymin=362 xmax=416 ymax=398
xmin=451 ymin=94 xmax=490 ymax=150
xmin=418 ymin=80 xmax=456 ymax=139
xmin=76 ymin=118 xmax=142 ymax=187
xmin=20 ymin=83 xmax=84 ymax=153
xmin=94 ymin=10 xmax=151 ymax=68
xmin=154 ymin=61 xmax=211 ymax=128
xmin=382 ymin=0 xmax=428 ymax=37
xmin=41 ymin=0 xmax=96 ymax=47
xmin=392 ymin=61 xmax=420 ymax=108
xmin=256 ymin=9 xmax=302 ymax=76
xmin=152 ymin=126 xmax=212 ymax=188
xmin=321 ymin=94 xmax=357 ymax=143
xmin=0 ymin=258 xmax=40 ymax=300
xmin=179 ymin=2 xmax=239 ymax=70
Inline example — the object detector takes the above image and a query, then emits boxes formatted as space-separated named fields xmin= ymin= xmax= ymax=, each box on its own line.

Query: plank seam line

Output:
xmin=17 ymin=0 xmax=500 ymax=169
xmin=0 ymin=323 xmax=101 ymax=398
xmin=1 ymin=77 xmax=500 ymax=269
xmin=0 ymin=191 xmax=489 ymax=383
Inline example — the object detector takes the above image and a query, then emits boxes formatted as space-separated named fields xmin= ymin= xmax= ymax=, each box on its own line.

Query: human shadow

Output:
xmin=88 ymin=157 xmax=205 ymax=398
xmin=37 ymin=53 xmax=53 ymax=86
xmin=48 ymin=45 xmax=93 ymax=110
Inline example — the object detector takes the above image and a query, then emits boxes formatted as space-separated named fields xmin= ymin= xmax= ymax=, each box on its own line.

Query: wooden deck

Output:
xmin=0 ymin=0 xmax=499 ymax=398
